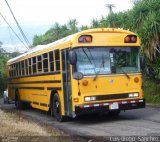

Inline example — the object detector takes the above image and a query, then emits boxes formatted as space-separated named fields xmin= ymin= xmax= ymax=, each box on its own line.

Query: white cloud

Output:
xmin=2 ymin=44 xmax=28 ymax=53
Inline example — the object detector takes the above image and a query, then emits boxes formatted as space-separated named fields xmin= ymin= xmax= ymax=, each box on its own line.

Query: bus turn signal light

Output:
xmin=82 ymin=80 xmax=88 ymax=86
xmin=134 ymin=77 xmax=139 ymax=83
xmin=78 ymin=35 xmax=92 ymax=43
xmin=124 ymin=35 xmax=137 ymax=43
xmin=73 ymin=98 xmax=79 ymax=102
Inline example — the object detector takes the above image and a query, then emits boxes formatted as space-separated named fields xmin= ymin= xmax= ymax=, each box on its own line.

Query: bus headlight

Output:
xmin=85 ymin=96 xmax=96 ymax=101
xmin=128 ymin=93 xmax=139 ymax=98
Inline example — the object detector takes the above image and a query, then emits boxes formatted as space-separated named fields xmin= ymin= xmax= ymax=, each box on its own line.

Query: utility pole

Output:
xmin=105 ymin=4 xmax=115 ymax=27
xmin=105 ymin=4 xmax=115 ymax=15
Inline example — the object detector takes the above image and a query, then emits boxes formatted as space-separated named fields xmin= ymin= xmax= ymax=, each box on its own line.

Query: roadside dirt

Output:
xmin=0 ymin=108 xmax=64 ymax=136
xmin=0 ymin=100 xmax=91 ymax=142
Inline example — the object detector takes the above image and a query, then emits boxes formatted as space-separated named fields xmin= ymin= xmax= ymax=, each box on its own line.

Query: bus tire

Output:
xmin=52 ymin=93 xmax=66 ymax=122
xmin=15 ymin=91 xmax=24 ymax=110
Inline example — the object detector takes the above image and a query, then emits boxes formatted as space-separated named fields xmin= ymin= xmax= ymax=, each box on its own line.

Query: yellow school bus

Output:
xmin=7 ymin=28 xmax=145 ymax=121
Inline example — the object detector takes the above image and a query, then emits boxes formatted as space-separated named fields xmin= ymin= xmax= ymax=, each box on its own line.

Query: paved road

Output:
xmin=0 ymin=99 xmax=160 ymax=137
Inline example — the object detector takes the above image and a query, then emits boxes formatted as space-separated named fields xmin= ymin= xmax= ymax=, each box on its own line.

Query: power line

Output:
xmin=4 ymin=0 xmax=32 ymax=48
xmin=0 ymin=12 xmax=29 ymax=49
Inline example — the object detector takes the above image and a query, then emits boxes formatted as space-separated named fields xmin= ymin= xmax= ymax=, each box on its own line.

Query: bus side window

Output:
xmin=19 ymin=62 xmax=22 ymax=76
xmin=49 ymin=51 xmax=54 ymax=72
xmin=55 ymin=49 xmax=60 ymax=71
xmin=22 ymin=60 xmax=25 ymax=76
xmin=9 ymin=65 xmax=12 ymax=78
xmin=37 ymin=55 xmax=42 ymax=72
xmin=17 ymin=62 xmax=19 ymax=76
xmin=29 ymin=58 xmax=32 ymax=75
xmin=12 ymin=64 xmax=15 ymax=77
xmin=25 ymin=59 xmax=28 ymax=75
xmin=32 ymin=57 xmax=37 ymax=74
xmin=43 ymin=53 xmax=48 ymax=72
xmin=15 ymin=63 xmax=18 ymax=77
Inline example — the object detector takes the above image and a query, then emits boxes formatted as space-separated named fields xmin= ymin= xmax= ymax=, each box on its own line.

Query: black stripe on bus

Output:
xmin=8 ymin=80 xmax=61 ymax=84
xmin=32 ymin=94 xmax=47 ymax=96
xmin=7 ymin=71 xmax=60 ymax=80
xmin=40 ymin=103 xmax=48 ymax=107
xmin=47 ymin=87 xmax=61 ymax=90
xmin=32 ymin=101 xmax=48 ymax=107
xmin=33 ymin=102 xmax=39 ymax=105
xmin=14 ymin=86 xmax=44 ymax=90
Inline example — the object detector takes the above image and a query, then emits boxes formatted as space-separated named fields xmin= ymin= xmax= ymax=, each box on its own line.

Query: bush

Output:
xmin=143 ymin=75 xmax=160 ymax=104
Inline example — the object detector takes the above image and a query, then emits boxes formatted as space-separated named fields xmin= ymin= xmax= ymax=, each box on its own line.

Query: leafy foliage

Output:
xmin=0 ymin=48 xmax=21 ymax=96
xmin=32 ymin=19 xmax=79 ymax=46
xmin=0 ymin=48 xmax=10 ymax=96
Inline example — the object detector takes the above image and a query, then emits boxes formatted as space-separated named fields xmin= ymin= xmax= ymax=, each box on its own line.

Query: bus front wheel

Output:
xmin=52 ymin=93 xmax=66 ymax=122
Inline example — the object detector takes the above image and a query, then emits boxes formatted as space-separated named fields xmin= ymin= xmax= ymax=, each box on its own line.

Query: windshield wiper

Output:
xmin=119 ymin=67 xmax=130 ymax=79
xmin=81 ymin=48 xmax=93 ymax=65
xmin=93 ymin=54 xmax=105 ymax=81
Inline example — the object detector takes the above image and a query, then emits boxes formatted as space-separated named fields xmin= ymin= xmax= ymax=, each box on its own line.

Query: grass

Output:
xmin=143 ymin=75 xmax=160 ymax=105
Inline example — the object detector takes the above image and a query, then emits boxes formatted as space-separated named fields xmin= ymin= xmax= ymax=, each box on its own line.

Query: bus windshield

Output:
xmin=74 ymin=47 xmax=140 ymax=75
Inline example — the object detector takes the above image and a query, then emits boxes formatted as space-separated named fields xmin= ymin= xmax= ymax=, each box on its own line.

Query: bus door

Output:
xmin=61 ymin=49 xmax=72 ymax=116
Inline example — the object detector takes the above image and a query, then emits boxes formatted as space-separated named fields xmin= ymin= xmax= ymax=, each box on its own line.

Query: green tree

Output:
xmin=132 ymin=0 xmax=160 ymax=60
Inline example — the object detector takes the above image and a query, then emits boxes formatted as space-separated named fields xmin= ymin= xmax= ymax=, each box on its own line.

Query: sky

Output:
xmin=0 ymin=0 xmax=133 ymax=52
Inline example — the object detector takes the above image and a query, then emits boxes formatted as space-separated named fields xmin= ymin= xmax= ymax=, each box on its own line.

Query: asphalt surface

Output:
xmin=0 ymin=98 xmax=160 ymax=138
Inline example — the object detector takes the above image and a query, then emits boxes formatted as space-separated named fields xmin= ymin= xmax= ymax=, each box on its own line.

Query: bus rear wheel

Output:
xmin=15 ymin=91 xmax=29 ymax=110
xmin=15 ymin=91 xmax=22 ymax=109
xmin=52 ymin=93 xmax=66 ymax=122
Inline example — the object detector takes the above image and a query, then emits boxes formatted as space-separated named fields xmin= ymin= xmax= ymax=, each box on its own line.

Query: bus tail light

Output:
xmin=78 ymin=35 xmax=92 ymax=43
xmin=124 ymin=35 xmax=137 ymax=43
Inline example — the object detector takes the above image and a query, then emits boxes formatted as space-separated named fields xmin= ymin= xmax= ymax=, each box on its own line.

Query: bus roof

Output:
xmin=7 ymin=28 xmax=135 ymax=64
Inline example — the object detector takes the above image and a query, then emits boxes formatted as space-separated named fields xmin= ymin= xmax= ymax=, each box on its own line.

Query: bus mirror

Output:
xmin=73 ymin=72 xmax=83 ymax=80
xmin=69 ymin=50 xmax=77 ymax=65
xmin=140 ymin=56 xmax=145 ymax=71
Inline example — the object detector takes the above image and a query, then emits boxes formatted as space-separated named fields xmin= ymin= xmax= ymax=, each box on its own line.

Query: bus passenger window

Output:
xmin=55 ymin=50 xmax=60 ymax=71
xmin=32 ymin=57 xmax=37 ymax=74
xmin=13 ymin=64 xmax=16 ymax=77
xmin=19 ymin=62 xmax=22 ymax=76
xmin=49 ymin=51 xmax=54 ymax=72
xmin=29 ymin=58 xmax=32 ymax=75
xmin=22 ymin=61 xmax=25 ymax=76
xmin=9 ymin=65 xmax=12 ymax=77
xmin=43 ymin=53 xmax=48 ymax=72
xmin=37 ymin=55 xmax=42 ymax=72
xmin=25 ymin=59 xmax=28 ymax=75
xmin=15 ymin=63 xmax=18 ymax=76
xmin=15 ymin=63 xmax=18 ymax=77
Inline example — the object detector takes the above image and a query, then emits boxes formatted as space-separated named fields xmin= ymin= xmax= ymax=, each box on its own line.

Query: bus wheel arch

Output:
xmin=50 ymin=90 xmax=66 ymax=122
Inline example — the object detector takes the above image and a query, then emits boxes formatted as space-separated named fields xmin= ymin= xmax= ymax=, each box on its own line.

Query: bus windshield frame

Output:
xmin=74 ymin=46 xmax=141 ymax=76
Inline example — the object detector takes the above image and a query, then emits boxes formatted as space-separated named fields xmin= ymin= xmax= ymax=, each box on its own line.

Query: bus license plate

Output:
xmin=109 ymin=102 xmax=119 ymax=110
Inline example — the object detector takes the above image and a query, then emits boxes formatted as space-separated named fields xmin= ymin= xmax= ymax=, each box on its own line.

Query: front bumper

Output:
xmin=75 ymin=99 xmax=145 ymax=115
